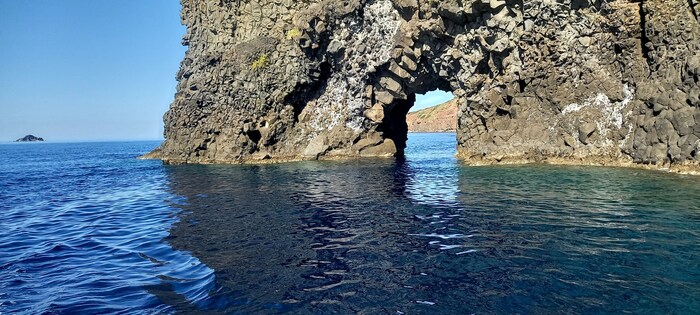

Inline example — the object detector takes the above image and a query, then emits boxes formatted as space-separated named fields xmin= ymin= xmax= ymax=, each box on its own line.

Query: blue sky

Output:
xmin=0 ymin=0 xmax=186 ymax=142
xmin=412 ymin=90 xmax=453 ymax=112
xmin=0 ymin=1 xmax=450 ymax=142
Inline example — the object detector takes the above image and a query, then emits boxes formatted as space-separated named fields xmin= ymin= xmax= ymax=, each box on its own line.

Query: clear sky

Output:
xmin=412 ymin=90 xmax=454 ymax=112
xmin=0 ymin=0 xmax=186 ymax=142
xmin=0 ymin=1 xmax=450 ymax=142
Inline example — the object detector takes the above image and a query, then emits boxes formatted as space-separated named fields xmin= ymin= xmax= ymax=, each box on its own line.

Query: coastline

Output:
xmin=456 ymin=154 xmax=700 ymax=176
xmin=140 ymin=146 xmax=700 ymax=176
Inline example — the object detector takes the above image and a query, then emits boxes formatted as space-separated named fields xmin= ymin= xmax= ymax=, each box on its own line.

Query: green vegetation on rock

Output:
xmin=251 ymin=53 xmax=269 ymax=70
xmin=286 ymin=28 xmax=301 ymax=40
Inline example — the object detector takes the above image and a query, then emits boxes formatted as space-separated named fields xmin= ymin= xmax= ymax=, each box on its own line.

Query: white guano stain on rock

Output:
xmin=345 ymin=0 xmax=400 ymax=131
xmin=597 ymin=84 xmax=635 ymax=137
xmin=561 ymin=102 xmax=587 ymax=115
xmin=560 ymin=84 xmax=636 ymax=149
xmin=563 ymin=85 xmax=634 ymax=131
xmin=304 ymin=0 xmax=400 ymax=135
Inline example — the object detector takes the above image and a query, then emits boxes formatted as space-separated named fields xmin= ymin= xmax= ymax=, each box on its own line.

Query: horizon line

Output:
xmin=2 ymin=139 xmax=165 ymax=144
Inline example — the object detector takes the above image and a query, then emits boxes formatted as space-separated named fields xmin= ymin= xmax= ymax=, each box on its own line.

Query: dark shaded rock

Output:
xmin=15 ymin=135 xmax=44 ymax=142
xmin=359 ymin=138 xmax=397 ymax=157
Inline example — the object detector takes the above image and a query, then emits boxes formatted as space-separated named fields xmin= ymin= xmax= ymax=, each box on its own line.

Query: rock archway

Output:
xmin=368 ymin=63 xmax=456 ymax=156
xmin=149 ymin=0 xmax=700 ymax=173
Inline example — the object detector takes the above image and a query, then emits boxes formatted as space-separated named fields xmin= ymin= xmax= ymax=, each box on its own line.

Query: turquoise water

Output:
xmin=1 ymin=134 xmax=699 ymax=314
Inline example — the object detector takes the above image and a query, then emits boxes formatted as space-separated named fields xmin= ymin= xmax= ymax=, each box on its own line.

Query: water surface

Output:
xmin=1 ymin=134 xmax=699 ymax=313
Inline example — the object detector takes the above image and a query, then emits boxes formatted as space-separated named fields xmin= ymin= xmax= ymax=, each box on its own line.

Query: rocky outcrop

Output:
xmin=15 ymin=135 xmax=44 ymax=142
xmin=406 ymin=98 xmax=457 ymax=132
xmin=151 ymin=0 xmax=700 ymax=172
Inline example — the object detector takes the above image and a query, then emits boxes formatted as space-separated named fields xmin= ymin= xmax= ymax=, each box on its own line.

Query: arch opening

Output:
xmin=379 ymin=81 xmax=456 ymax=157
xmin=412 ymin=90 xmax=455 ymax=113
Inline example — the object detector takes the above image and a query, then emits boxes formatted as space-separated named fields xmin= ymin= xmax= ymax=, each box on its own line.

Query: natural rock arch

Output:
xmin=368 ymin=62 xmax=456 ymax=156
xmin=148 ymin=0 xmax=700 ymax=173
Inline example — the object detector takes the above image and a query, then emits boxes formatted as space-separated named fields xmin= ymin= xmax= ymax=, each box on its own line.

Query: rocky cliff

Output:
xmin=152 ymin=0 xmax=700 ymax=173
xmin=406 ymin=98 xmax=458 ymax=132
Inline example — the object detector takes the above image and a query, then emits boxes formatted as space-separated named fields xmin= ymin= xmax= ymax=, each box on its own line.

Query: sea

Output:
xmin=1 ymin=133 xmax=699 ymax=314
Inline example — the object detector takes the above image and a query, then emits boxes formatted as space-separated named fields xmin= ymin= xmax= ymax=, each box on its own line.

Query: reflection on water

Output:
xmin=161 ymin=133 xmax=700 ymax=313
xmin=164 ymin=160 xmax=423 ymax=313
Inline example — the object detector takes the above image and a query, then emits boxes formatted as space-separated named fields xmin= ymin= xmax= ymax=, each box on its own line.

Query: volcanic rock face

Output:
xmin=406 ymin=98 xmax=458 ymax=132
xmin=155 ymin=0 xmax=700 ymax=171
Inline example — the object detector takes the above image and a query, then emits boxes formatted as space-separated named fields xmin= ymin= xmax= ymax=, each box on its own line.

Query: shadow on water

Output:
xmin=161 ymin=159 xmax=438 ymax=313
xmin=158 ymin=134 xmax=700 ymax=314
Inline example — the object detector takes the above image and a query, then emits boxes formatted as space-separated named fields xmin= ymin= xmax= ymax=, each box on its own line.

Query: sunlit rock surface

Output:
xmin=151 ymin=0 xmax=700 ymax=172
xmin=406 ymin=99 xmax=457 ymax=133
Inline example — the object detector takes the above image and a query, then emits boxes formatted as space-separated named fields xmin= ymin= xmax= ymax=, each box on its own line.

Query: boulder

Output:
xmin=578 ymin=123 xmax=597 ymax=145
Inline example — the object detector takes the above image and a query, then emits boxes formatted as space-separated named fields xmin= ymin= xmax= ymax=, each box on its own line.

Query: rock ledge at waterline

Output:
xmin=145 ymin=0 xmax=700 ymax=173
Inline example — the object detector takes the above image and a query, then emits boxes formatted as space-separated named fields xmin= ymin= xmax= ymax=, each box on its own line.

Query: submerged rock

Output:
xmin=151 ymin=0 xmax=700 ymax=172
xmin=15 ymin=135 xmax=44 ymax=142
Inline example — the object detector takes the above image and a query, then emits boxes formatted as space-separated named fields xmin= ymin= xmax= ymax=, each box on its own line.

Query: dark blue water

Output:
xmin=1 ymin=134 xmax=699 ymax=314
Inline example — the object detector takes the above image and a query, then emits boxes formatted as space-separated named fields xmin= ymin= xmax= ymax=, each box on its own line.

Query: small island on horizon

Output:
xmin=15 ymin=135 xmax=45 ymax=142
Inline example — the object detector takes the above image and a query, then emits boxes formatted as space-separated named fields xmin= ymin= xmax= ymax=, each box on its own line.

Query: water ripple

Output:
xmin=2 ymin=136 xmax=700 ymax=314
xmin=0 ymin=142 xmax=216 ymax=314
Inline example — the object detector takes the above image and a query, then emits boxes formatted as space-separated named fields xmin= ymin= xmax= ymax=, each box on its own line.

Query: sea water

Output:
xmin=1 ymin=134 xmax=699 ymax=313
